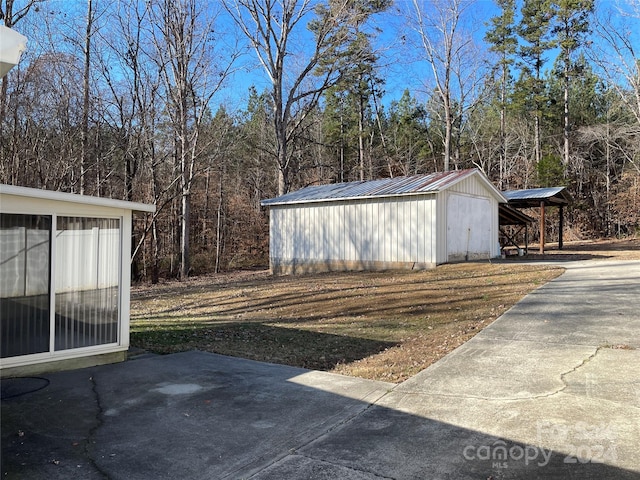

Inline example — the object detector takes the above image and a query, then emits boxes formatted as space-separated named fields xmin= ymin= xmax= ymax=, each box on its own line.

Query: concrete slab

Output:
xmin=395 ymin=337 xmax=598 ymax=399
xmin=1 ymin=352 xmax=392 ymax=480
xmin=2 ymin=259 xmax=639 ymax=479
xmin=282 ymin=260 xmax=640 ymax=479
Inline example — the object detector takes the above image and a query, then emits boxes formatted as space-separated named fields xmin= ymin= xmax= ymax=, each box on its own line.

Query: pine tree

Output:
xmin=518 ymin=0 xmax=555 ymax=166
xmin=319 ymin=0 xmax=391 ymax=181
xmin=485 ymin=0 xmax=518 ymax=187
xmin=550 ymin=0 xmax=594 ymax=168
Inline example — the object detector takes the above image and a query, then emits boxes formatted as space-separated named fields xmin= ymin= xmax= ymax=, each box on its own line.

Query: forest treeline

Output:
xmin=1 ymin=0 xmax=639 ymax=281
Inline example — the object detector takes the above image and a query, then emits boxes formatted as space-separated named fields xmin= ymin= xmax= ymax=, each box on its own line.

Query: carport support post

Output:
xmin=539 ymin=200 xmax=545 ymax=254
xmin=559 ymin=206 xmax=564 ymax=250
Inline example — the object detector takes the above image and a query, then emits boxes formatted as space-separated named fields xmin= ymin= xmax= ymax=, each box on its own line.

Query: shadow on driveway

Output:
xmin=2 ymin=351 xmax=638 ymax=480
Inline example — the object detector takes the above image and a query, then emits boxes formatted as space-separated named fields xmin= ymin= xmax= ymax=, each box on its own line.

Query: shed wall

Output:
xmin=435 ymin=179 xmax=502 ymax=264
xmin=270 ymin=195 xmax=437 ymax=274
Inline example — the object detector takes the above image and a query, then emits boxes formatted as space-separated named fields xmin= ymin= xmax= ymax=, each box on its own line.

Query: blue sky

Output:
xmin=214 ymin=0 xmax=503 ymax=110
xmin=14 ymin=0 xmax=639 ymax=115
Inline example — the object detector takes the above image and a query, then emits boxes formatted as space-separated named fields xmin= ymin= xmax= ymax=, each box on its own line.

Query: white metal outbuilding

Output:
xmin=261 ymin=169 xmax=507 ymax=274
xmin=0 ymin=185 xmax=155 ymax=376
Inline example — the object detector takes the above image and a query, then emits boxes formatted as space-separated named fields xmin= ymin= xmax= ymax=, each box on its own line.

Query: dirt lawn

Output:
xmin=130 ymin=238 xmax=640 ymax=383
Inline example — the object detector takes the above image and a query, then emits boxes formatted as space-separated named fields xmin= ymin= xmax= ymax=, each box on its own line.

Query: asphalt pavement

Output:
xmin=2 ymin=259 xmax=639 ymax=479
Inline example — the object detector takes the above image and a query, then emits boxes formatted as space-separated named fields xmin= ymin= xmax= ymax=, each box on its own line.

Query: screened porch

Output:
xmin=0 ymin=185 xmax=154 ymax=375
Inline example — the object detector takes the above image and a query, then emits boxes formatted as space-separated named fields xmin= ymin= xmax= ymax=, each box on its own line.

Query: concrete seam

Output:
xmin=245 ymin=390 xmax=393 ymax=479
xmin=85 ymin=372 xmax=111 ymax=480
xmin=294 ymin=452 xmax=397 ymax=479
xmin=292 ymin=390 xmax=391 ymax=450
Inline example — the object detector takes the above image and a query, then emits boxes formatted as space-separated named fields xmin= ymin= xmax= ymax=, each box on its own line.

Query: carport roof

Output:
xmin=262 ymin=169 xmax=507 ymax=206
xmin=499 ymin=204 xmax=534 ymax=226
xmin=503 ymin=186 xmax=572 ymax=208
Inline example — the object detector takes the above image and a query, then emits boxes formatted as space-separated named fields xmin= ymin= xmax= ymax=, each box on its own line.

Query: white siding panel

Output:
xmin=386 ymin=199 xmax=393 ymax=261
xmin=318 ymin=204 xmax=325 ymax=258
xmin=361 ymin=201 xmax=368 ymax=261
xmin=342 ymin=203 xmax=350 ymax=261
xmin=286 ymin=207 xmax=294 ymax=258
xmin=302 ymin=205 xmax=308 ymax=259
xmin=271 ymin=208 xmax=279 ymax=260
xmin=391 ymin=200 xmax=398 ymax=262
xmin=296 ymin=206 xmax=303 ymax=259
xmin=274 ymin=207 xmax=283 ymax=259
xmin=277 ymin=207 xmax=286 ymax=259
xmin=450 ymin=176 xmax=484 ymax=196
xmin=302 ymin=206 xmax=308 ymax=258
xmin=381 ymin=200 xmax=389 ymax=262
xmin=401 ymin=199 xmax=409 ymax=261
xmin=416 ymin=199 xmax=424 ymax=262
xmin=308 ymin=206 xmax=315 ymax=259
xmin=379 ymin=200 xmax=385 ymax=261
xmin=346 ymin=203 xmax=355 ymax=260
xmin=435 ymin=192 xmax=448 ymax=264
xmin=327 ymin=204 xmax=332 ymax=259
xmin=419 ymin=196 xmax=436 ymax=264
xmin=269 ymin=193 xmax=440 ymax=267
xmin=428 ymin=198 xmax=435 ymax=262
xmin=335 ymin=203 xmax=341 ymax=259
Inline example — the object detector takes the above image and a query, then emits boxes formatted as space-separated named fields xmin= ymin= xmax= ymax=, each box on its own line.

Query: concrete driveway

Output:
xmin=2 ymin=260 xmax=639 ymax=479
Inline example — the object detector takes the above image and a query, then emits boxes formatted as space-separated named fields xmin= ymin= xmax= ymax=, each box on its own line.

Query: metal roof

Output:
xmin=262 ymin=169 xmax=504 ymax=206
xmin=503 ymin=187 xmax=572 ymax=207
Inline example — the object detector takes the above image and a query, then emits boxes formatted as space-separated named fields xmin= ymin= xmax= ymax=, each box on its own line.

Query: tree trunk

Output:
xmin=179 ymin=126 xmax=190 ymax=279
xmin=563 ymin=51 xmax=570 ymax=169
xmin=203 ymin=167 xmax=211 ymax=247
xmin=534 ymin=109 xmax=541 ymax=166
xmin=500 ymin=58 xmax=507 ymax=189
xmin=443 ymin=94 xmax=452 ymax=171
xmin=215 ymin=172 xmax=223 ymax=273
xmin=180 ymin=186 xmax=190 ymax=279
xmin=81 ymin=0 xmax=93 ymax=195
xmin=358 ymin=90 xmax=365 ymax=180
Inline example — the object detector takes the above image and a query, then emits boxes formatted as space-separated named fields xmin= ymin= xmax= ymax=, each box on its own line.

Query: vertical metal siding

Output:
xmin=269 ymin=194 xmax=439 ymax=266
xmin=449 ymin=176 xmax=483 ymax=196
xmin=436 ymin=176 xmax=502 ymax=263
xmin=268 ymin=172 xmax=505 ymax=268
xmin=435 ymin=191 xmax=447 ymax=264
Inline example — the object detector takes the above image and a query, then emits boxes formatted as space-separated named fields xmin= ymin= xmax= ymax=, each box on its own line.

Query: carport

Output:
xmin=503 ymin=187 xmax=572 ymax=254
xmin=498 ymin=204 xmax=534 ymax=255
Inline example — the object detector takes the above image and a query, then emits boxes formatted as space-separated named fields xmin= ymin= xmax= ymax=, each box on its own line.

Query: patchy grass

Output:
xmin=131 ymin=262 xmax=563 ymax=383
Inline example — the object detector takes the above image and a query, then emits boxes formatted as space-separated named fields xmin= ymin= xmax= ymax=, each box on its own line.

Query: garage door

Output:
xmin=446 ymin=194 xmax=491 ymax=261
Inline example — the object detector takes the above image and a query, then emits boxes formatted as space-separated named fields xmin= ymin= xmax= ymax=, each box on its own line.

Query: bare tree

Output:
xmin=224 ymin=0 xmax=361 ymax=195
xmin=80 ymin=0 xmax=95 ymax=194
xmin=0 ymin=0 xmax=45 ymax=184
xmin=405 ymin=0 xmax=487 ymax=171
xmin=147 ymin=0 xmax=237 ymax=279
xmin=590 ymin=2 xmax=640 ymax=126
xmin=0 ymin=0 xmax=45 ymax=128
xmin=551 ymin=0 xmax=594 ymax=169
